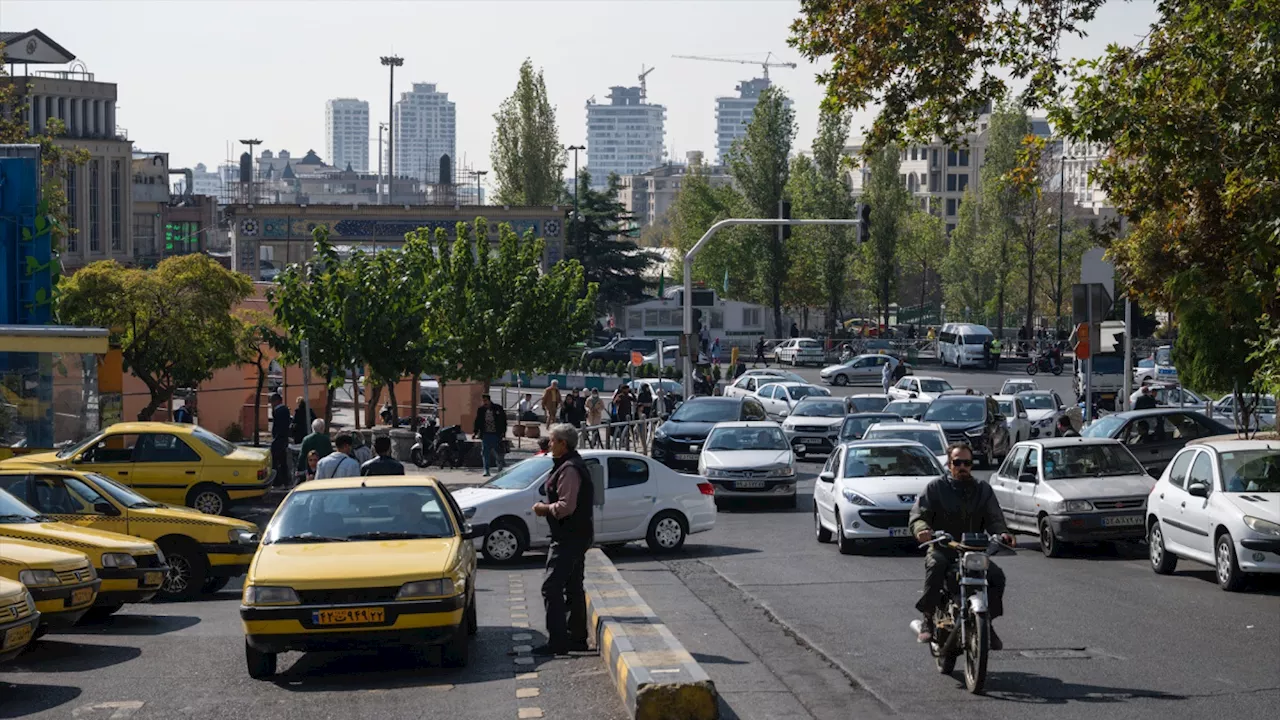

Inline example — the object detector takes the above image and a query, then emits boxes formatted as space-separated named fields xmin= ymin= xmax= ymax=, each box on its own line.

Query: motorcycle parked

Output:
xmin=433 ymin=424 xmax=468 ymax=469
xmin=410 ymin=416 xmax=440 ymax=468
xmin=910 ymin=532 xmax=1015 ymax=694
xmin=1025 ymin=353 xmax=1063 ymax=376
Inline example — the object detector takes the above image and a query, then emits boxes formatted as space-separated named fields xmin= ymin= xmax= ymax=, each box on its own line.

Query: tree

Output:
xmin=979 ymin=100 xmax=1031 ymax=335
xmin=568 ymin=171 xmax=659 ymax=310
xmin=811 ymin=108 xmax=856 ymax=333
xmin=898 ymin=209 xmax=947 ymax=313
xmin=491 ymin=59 xmax=566 ymax=206
xmin=943 ymin=188 xmax=995 ymax=323
xmin=235 ymin=311 xmax=282 ymax=446
xmin=782 ymin=155 xmax=826 ymax=328
xmin=729 ymin=85 xmax=797 ymax=335
xmin=57 ymin=255 xmax=254 ymax=421
xmin=666 ymin=167 xmax=756 ymax=301
xmin=862 ymin=144 xmax=909 ymax=327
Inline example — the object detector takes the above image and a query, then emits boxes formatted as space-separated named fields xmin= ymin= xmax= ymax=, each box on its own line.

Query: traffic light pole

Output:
xmin=682 ymin=218 xmax=863 ymax=399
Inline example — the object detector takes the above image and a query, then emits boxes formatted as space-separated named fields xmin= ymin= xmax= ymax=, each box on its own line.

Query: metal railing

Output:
xmin=580 ymin=416 xmax=662 ymax=454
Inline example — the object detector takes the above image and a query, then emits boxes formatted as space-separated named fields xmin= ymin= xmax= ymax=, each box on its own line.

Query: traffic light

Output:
xmin=780 ymin=200 xmax=792 ymax=241
xmin=858 ymin=202 xmax=871 ymax=243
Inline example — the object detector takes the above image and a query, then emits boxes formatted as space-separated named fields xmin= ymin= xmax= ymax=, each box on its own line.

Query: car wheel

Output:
xmin=1039 ymin=516 xmax=1065 ymax=558
xmin=646 ymin=511 xmax=687 ymax=552
xmin=158 ymin=539 xmax=208 ymax=601
xmin=481 ymin=519 xmax=527 ymax=563
xmin=1147 ymin=520 xmax=1177 ymax=574
xmin=1215 ymin=532 xmax=1246 ymax=591
xmin=79 ymin=603 xmax=124 ymax=623
xmin=833 ymin=374 xmax=848 ymax=387
xmin=815 ymin=504 xmax=833 ymax=543
xmin=187 ymin=484 xmax=230 ymax=516
xmin=203 ymin=577 xmax=232 ymax=594
xmin=836 ymin=510 xmax=858 ymax=555
xmin=245 ymin=639 xmax=277 ymax=679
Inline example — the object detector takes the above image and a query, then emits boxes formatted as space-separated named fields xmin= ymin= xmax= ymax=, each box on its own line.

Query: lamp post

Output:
xmin=566 ymin=144 xmax=585 ymax=243
xmin=376 ymin=122 xmax=388 ymax=205
xmin=380 ymin=55 xmax=403 ymax=204
xmin=469 ymin=169 xmax=487 ymax=205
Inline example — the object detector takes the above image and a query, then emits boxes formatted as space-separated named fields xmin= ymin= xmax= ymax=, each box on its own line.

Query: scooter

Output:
xmin=410 ymin=416 xmax=439 ymax=468
xmin=433 ymin=425 xmax=467 ymax=469
xmin=1025 ymin=353 xmax=1063 ymax=376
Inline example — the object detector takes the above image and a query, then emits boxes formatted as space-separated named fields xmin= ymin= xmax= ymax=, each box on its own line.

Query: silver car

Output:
xmin=990 ymin=437 xmax=1156 ymax=558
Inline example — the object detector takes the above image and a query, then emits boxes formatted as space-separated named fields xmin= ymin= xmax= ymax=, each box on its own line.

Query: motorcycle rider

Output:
xmin=909 ymin=444 xmax=1014 ymax=650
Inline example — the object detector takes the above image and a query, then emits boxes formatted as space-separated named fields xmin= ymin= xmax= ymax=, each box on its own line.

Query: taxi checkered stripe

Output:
xmin=0 ymin=533 xmax=95 ymax=551
xmin=46 ymin=514 xmax=226 ymax=529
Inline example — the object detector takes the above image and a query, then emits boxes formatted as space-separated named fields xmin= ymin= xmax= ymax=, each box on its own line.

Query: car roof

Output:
xmin=762 ymin=381 xmax=815 ymax=388
xmin=992 ymin=395 xmax=1020 ymax=402
xmin=849 ymin=393 xmax=890 ymax=399
xmin=709 ymin=421 xmax=782 ymax=430
xmin=1020 ymin=437 xmax=1122 ymax=449
xmin=911 ymin=376 xmax=946 ymax=382
xmin=684 ymin=396 xmax=745 ymax=405
xmin=1016 ymin=389 xmax=1054 ymax=396
xmin=97 ymin=421 xmax=199 ymax=433
xmin=1109 ymin=408 xmax=1212 ymax=420
xmin=933 ymin=393 xmax=986 ymax=402
xmin=845 ymin=412 xmax=903 ymax=419
xmin=1185 ymin=438 xmax=1280 ymax=452
xmin=0 ymin=462 xmax=79 ymax=473
xmin=293 ymin=476 xmax=445 ymax=492
xmin=885 ymin=398 xmax=929 ymax=405
xmin=865 ymin=422 xmax=943 ymax=433
xmin=841 ymin=439 xmax=932 ymax=450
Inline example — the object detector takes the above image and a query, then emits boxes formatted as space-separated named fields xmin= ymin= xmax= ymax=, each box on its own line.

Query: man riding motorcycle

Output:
xmin=909 ymin=444 xmax=1014 ymax=650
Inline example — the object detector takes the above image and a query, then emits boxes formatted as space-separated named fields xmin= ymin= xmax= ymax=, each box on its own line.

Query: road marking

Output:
xmin=511 ymin=612 xmax=528 ymax=619
xmin=512 ymin=621 xmax=529 ymax=628
xmin=513 ymin=644 xmax=532 ymax=653
xmin=72 ymin=702 xmax=145 ymax=719
xmin=511 ymin=604 xmax=527 ymax=611
xmin=516 ymin=672 xmax=538 ymax=680
xmin=512 ymin=633 xmax=533 ymax=641
xmin=516 ymin=688 xmax=540 ymax=698
xmin=517 ymin=709 xmax=544 ymax=719
xmin=514 ymin=656 xmax=535 ymax=666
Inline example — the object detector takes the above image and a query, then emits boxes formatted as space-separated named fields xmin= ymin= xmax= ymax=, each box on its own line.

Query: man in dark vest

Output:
xmin=531 ymin=423 xmax=594 ymax=656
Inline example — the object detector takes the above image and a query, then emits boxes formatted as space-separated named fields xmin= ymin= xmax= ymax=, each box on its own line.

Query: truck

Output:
xmin=1074 ymin=321 xmax=1126 ymax=411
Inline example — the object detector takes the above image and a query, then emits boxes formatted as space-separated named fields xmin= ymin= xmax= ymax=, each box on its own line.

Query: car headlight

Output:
xmin=705 ymin=468 xmax=730 ymax=478
xmin=1062 ymin=500 xmax=1095 ymax=513
xmin=229 ymin=528 xmax=260 ymax=545
xmin=24 ymin=591 xmax=36 ymax=614
xmin=655 ymin=427 xmax=668 ymax=441
xmin=842 ymin=489 xmax=876 ymax=506
xmin=964 ymin=427 xmax=984 ymax=438
xmin=18 ymin=569 xmax=60 ymax=588
xmin=962 ymin=553 xmax=990 ymax=572
xmin=768 ymin=466 xmax=796 ymax=478
xmin=1037 ymin=418 xmax=1054 ymax=427
xmin=397 ymin=578 xmax=458 ymax=599
xmin=462 ymin=506 xmax=477 ymax=519
xmin=243 ymin=586 xmax=300 ymax=605
xmin=1243 ymin=516 xmax=1280 ymax=537
xmin=100 ymin=553 xmax=137 ymax=569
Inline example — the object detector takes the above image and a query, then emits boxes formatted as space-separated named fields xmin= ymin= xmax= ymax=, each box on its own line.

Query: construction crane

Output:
xmin=638 ymin=65 xmax=655 ymax=101
xmin=671 ymin=52 xmax=797 ymax=80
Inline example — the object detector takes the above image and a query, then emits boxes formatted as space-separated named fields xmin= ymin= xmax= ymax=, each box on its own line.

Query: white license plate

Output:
xmin=1103 ymin=515 xmax=1144 ymax=527
xmin=888 ymin=528 xmax=913 ymax=537
xmin=800 ymin=437 xmax=824 ymax=444
xmin=735 ymin=480 xmax=766 ymax=489
xmin=674 ymin=453 xmax=699 ymax=461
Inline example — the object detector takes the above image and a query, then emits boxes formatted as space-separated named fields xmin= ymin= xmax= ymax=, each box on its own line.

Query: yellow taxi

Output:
xmin=0 ymin=577 xmax=39 ymax=663
xmin=0 ymin=487 xmax=168 ymax=620
xmin=5 ymin=422 xmax=273 ymax=516
xmin=0 ymin=538 xmax=100 ymax=630
xmin=240 ymin=476 xmax=483 ymax=678
xmin=0 ymin=465 xmax=258 ymax=600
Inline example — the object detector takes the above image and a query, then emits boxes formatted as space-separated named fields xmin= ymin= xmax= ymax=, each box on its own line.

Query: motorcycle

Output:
xmin=910 ymin=531 xmax=1015 ymax=694
xmin=433 ymin=424 xmax=468 ymax=469
xmin=1025 ymin=353 xmax=1063 ymax=376
xmin=410 ymin=416 xmax=440 ymax=468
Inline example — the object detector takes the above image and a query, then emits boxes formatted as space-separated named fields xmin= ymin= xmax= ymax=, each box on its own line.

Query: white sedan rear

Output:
xmin=813 ymin=441 xmax=944 ymax=554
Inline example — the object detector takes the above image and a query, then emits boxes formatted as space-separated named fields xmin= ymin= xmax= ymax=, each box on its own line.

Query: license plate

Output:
xmin=800 ymin=437 xmax=824 ymax=444
xmin=70 ymin=587 xmax=94 ymax=606
xmin=675 ymin=453 xmax=699 ymax=461
xmin=143 ymin=571 xmax=164 ymax=587
xmin=1103 ymin=515 xmax=1144 ymax=527
xmin=735 ymin=480 xmax=766 ymax=489
xmin=888 ymin=528 xmax=913 ymax=537
xmin=313 ymin=607 xmax=386 ymax=626
xmin=2 ymin=623 xmax=32 ymax=652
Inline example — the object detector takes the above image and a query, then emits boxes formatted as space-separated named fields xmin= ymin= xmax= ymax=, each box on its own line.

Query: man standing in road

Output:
xmin=990 ymin=336 xmax=1003 ymax=370
xmin=315 ymin=433 xmax=361 ymax=479
xmin=361 ymin=435 xmax=405 ymax=476
xmin=881 ymin=355 xmax=899 ymax=394
xmin=473 ymin=394 xmax=508 ymax=477
xmin=269 ymin=393 xmax=292 ymax=487
xmin=541 ymin=381 xmax=562 ymax=428
xmin=531 ymin=424 xmax=594 ymax=656
xmin=1133 ymin=385 xmax=1158 ymax=410
xmin=755 ymin=336 xmax=768 ymax=367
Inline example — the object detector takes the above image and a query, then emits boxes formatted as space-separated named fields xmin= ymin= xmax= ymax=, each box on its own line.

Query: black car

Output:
xmin=922 ymin=394 xmax=1012 ymax=469
xmin=1080 ymin=408 xmax=1231 ymax=474
xmin=838 ymin=412 xmax=904 ymax=442
xmin=652 ymin=396 xmax=769 ymax=471
xmin=582 ymin=336 xmax=663 ymax=365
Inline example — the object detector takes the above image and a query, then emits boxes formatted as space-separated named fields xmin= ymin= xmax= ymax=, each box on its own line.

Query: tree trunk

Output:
xmin=409 ymin=374 xmax=419 ymax=427
xmin=323 ymin=368 xmax=334 ymax=426
xmin=252 ymin=359 xmax=265 ymax=447
xmin=920 ymin=261 xmax=928 ymax=316
xmin=366 ymin=384 xmax=384 ymax=426
xmin=996 ymin=234 xmax=1009 ymax=335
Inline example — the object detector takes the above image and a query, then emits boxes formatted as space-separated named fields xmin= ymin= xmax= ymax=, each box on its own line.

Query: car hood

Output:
xmin=0 ymin=521 xmax=157 ymax=555
xmin=931 ymin=420 xmax=985 ymax=433
xmin=0 ymin=537 xmax=91 ymax=572
xmin=451 ymin=485 xmax=529 ymax=509
xmin=1221 ymin=493 xmax=1279 ymax=524
xmin=841 ymin=476 xmax=940 ymax=505
xmin=1025 ymin=409 xmax=1057 ymax=423
xmin=251 ymin=537 xmax=459 ymax=587
xmin=702 ymin=449 xmax=792 ymax=470
xmin=820 ymin=364 xmax=849 ymax=375
xmin=783 ymin=416 xmax=844 ymax=430
xmin=131 ymin=504 xmax=257 ymax=532
xmin=1042 ymin=474 xmax=1155 ymax=500
xmin=662 ymin=421 xmax=718 ymax=440
xmin=1 ymin=450 xmax=60 ymax=466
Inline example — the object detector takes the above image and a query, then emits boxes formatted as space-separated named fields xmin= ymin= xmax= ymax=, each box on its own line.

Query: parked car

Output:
xmin=887 ymin=375 xmax=953 ymax=401
xmin=651 ymin=396 xmax=770 ymax=471
xmin=629 ymin=378 xmax=685 ymax=407
xmin=993 ymin=395 xmax=1032 ymax=444
xmin=0 ymin=577 xmax=39 ymax=664
xmin=845 ymin=394 xmax=892 ymax=414
xmin=755 ymin=382 xmax=831 ymax=420
xmin=0 ymin=538 xmax=98 ymax=631
xmin=1134 ymin=345 xmax=1178 ymax=385
xmin=921 ymin=394 xmax=1012 ymax=469
xmin=774 ymin=338 xmax=826 ymax=366
xmin=820 ymin=354 xmax=908 ymax=386
xmin=1081 ymin=408 xmax=1232 ymax=475
xmin=882 ymin=399 xmax=931 ymax=421
xmin=1146 ymin=382 xmax=1209 ymax=410
xmin=1000 ymin=379 xmax=1038 ymax=396
xmin=780 ymin=397 xmax=850 ymax=459
xmin=699 ymin=422 xmax=797 ymax=507
xmin=838 ymin=413 xmax=904 ymax=442
xmin=1146 ymin=439 xmax=1280 ymax=590
xmin=723 ymin=370 xmax=805 ymax=399
xmin=1017 ymin=390 xmax=1077 ymax=438
xmin=1209 ymin=394 xmax=1277 ymax=431
xmin=991 ymin=438 xmax=1156 ymax=557
xmin=641 ymin=344 xmax=708 ymax=367
xmin=813 ymin=441 xmax=944 ymax=554
xmin=583 ymin=336 xmax=663 ymax=366
xmin=862 ymin=422 xmax=949 ymax=468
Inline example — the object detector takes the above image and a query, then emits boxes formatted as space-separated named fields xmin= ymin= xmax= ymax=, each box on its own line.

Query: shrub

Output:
xmin=223 ymin=422 xmax=245 ymax=443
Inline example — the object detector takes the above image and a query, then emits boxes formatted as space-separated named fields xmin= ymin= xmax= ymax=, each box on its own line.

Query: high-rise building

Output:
xmin=393 ymin=83 xmax=456 ymax=184
xmin=585 ymin=84 xmax=666 ymax=189
xmin=715 ymin=78 xmax=791 ymax=164
xmin=325 ymin=98 xmax=369 ymax=173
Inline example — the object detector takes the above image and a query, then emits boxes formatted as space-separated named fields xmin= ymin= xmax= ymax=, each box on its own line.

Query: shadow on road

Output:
xmin=983 ymin=670 xmax=1187 ymax=704
xmin=0 ymin=682 xmax=82 ymax=718
xmin=1167 ymin=569 xmax=1280 ymax=596
xmin=715 ymin=492 xmax=813 ymax=515
xmin=3 ymin=640 xmax=141 ymax=673
xmin=74 ymin=614 xmax=201 ymax=636
xmin=691 ymin=651 xmax=749 ymax=666
xmin=603 ymin=543 xmax=761 ymax=565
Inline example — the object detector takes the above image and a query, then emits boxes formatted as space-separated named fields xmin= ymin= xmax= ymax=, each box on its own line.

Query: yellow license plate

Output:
xmin=71 ymin=587 xmax=95 ymax=606
xmin=143 ymin=571 xmax=164 ymax=587
xmin=312 ymin=607 xmax=386 ymax=626
xmin=3 ymin=623 xmax=32 ymax=651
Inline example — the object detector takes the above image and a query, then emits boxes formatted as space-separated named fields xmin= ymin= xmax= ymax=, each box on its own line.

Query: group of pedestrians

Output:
xmin=269 ymin=391 xmax=406 ymax=487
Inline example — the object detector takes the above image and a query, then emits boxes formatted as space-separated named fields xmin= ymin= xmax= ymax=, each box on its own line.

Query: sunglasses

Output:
xmin=950 ymin=459 xmax=974 ymax=467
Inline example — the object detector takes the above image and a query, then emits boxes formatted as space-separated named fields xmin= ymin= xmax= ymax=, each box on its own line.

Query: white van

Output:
xmin=937 ymin=323 xmax=995 ymax=368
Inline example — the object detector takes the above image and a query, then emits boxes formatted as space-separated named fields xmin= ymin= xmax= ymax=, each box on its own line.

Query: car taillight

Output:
xmin=697 ymin=482 xmax=715 ymax=496
xmin=258 ymin=467 xmax=267 ymax=481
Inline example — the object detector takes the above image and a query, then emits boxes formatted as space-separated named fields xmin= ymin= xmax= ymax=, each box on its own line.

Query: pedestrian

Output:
xmin=269 ymin=392 xmax=291 ymax=487
xmin=351 ymin=432 xmax=374 ymax=463
xmin=1056 ymin=416 xmax=1079 ymax=437
xmin=612 ymin=383 xmax=635 ymax=444
xmin=637 ymin=382 xmax=654 ymax=418
xmin=290 ymin=396 xmax=315 ymax=443
xmin=473 ymin=393 xmax=508 ymax=477
xmin=541 ymin=381 xmax=562 ymax=428
xmin=361 ymin=435 xmax=405 ymax=476
xmin=790 ymin=322 xmax=800 ymax=338
xmin=927 ymin=326 xmax=936 ymax=342
xmin=584 ymin=389 xmax=605 ymax=447
xmin=990 ymin=336 xmax=1003 ymax=369
xmin=881 ymin=355 xmax=899 ymax=394
xmin=982 ymin=338 xmax=992 ymax=370
xmin=567 ymin=389 xmax=587 ymax=427
xmin=299 ymin=418 xmax=333 ymax=468
xmin=1133 ymin=385 xmax=1158 ymax=410
xmin=534 ymin=436 xmax=551 ymax=456
xmin=519 ymin=393 xmax=534 ymax=422
xmin=755 ymin=335 xmax=768 ymax=368
xmin=711 ymin=338 xmax=721 ymax=366
xmin=315 ymin=433 xmax=361 ymax=479
xmin=531 ymin=423 xmax=594 ymax=656
xmin=303 ymin=450 xmax=320 ymax=483
xmin=699 ymin=325 xmax=711 ymax=357
xmin=172 ymin=394 xmax=196 ymax=424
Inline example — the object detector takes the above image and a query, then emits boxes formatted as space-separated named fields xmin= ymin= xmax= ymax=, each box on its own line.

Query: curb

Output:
xmin=584 ymin=548 xmax=718 ymax=720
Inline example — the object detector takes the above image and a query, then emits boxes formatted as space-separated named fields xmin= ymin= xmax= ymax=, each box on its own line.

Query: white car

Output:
xmin=1146 ymin=382 xmax=1209 ymax=411
xmin=1134 ymin=345 xmax=1178 ymax=384
xmin=774 ymin=338 xmax=826 ymax=367
xmin=1146 ymin=439 xmax=1280 ymax=590
xmin=453 ymin=450 xmax=716 ymax=561
xmin=1210 ymin=394 xmax=1277 ymax=431
xmin=813 ymin=441 xmax=945 ymax=554
xmin=861 ymin=422 xmax=949 ymax=468
xmin=993 ymin=395 xmax=1032 ymax=444
xmin=698 ymin=422 xmax=798 ymax=507
xmin=723 ymin=370 xmax=806 ymax=399
xmin=755 ymin=381 xmax=831 ymax=420
xmin=1016 ymin=390 xmax=1076 ymax=438
xmin=888 ymin=375 xmax=954 ymax=401
xmin=779 ymin=396 xmax=850 ymax=458
xmin=643 ymin=344 xmax=708 ymax=367
xmin=1000 ymin=379 xmax=1038 ymax=396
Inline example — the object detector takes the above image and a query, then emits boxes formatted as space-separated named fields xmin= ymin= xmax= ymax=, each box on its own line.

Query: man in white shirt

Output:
xmin=881 ymin=355 xmax=900 ymax=394
xmin=315 ymin=434 xmax=361 ymax=479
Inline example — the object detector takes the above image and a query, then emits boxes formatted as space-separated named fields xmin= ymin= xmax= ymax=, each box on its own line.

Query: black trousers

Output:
xmin=915 ymin=548 xmax=1005 ymax=619
xmin=542 ymin=538 xmax=590 ymax=650
xmin=270 ymin=437 xmax=289 ymax=487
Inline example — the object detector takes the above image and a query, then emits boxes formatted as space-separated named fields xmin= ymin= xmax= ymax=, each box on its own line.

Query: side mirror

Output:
xmin=1017 ymin=472 xmax=1037 ymax=485
xmin=462 ymin=522 xmax=489 ymax=540
xmin=93 ymin=501 xmax=120 ymax=516
xmin=909 ymin=392 xmax=918 ymax=399
xmin=1188 ymin=482 xmax=1209 ymax=498
xmin=818 ymin=471 xmax=835 ymax=483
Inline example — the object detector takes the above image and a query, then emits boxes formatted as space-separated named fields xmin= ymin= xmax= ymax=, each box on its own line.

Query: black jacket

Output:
xmin=271 ymin=403 xmax=292 ymax=441
xmin=909 ymin=476 xmax=1009 ymax=541
xmin=291 ymin=406 xmax=316 ymax=443
xmin=472 ymin=403 xmax=508 ymax=436
xmin=546 ymin=451 xmax=594 ymax=545
xmin=360 ymin=454 xmax=405 ymax=476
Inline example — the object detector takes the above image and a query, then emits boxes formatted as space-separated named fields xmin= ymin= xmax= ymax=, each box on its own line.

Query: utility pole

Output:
xmin=566 ymin=145 xmax=585 ymax=245
xmin=380 ymin=55 xmax=403 ymax=204
xmin=473 ymin=170 xmax=487 ymax=205
xmin=376 ymin=122 xmax=387 ymax=205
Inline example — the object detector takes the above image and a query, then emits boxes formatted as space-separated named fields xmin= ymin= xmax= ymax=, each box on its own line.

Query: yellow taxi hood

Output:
xmin=0 ymin=450 xmax=60 ymax=466
xmin=131 ymin=504 xmax=256 ymax=532
xmin=250 ymin=538 xmax=459 ymax=588
xmin=0 ymin=521 xmax=157 ymax=556
xmin=0 ymin=537 xmax=90 ymax=572
xmin=0 ymin=576 xmax=26 ymax=601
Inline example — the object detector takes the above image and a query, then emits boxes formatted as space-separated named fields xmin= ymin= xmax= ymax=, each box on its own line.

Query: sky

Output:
xmin=5 ymin=0 xmax=1160 ymax=187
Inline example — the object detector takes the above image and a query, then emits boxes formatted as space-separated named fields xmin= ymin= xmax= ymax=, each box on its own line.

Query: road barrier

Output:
xmin=584 ymin=549 xmax=718 ymax=720
xmin=581 ymin=417 xmax=662 ymax=454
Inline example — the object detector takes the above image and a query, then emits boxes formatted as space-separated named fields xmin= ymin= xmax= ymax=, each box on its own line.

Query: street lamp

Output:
xmin=566 ymin=145 xmax=585 ymax=243
xmin=468 ymin=169 xmax=487 ymax=205
xmin=377 ymin=122 xmax=388 ymax=205
xmin=380 ymin=55 xmax=403 ymax=205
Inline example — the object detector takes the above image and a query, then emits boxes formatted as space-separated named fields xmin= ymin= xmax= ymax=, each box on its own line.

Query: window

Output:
xmin=946 ymin=223 xmax=956 ymax=235
xmin=65 ymin=165 xmax=78 ymax=251
xmin=958 ymin=149 xmax=970 ymax=166
xmin=743 ymin=307 xmax=762 ymax=327
xmin=957 ymin=174 xmax=969 ymax=192
xmin=911 ymin=147 xmax=918 ymax=160
xmin=1022 ymin=448 xmax=1040 ymax=477
xmin=110 ymin=159 xmax=122 ymax=250
xmin=133 ymin=214 xmax=156 ymax=256
xmin=947 ymin=149 xmax=958 ymax=167
xmin=946 ymin=198 xmax=957 ymax=216
xmin=89 ymin=160 xmax=101 ymax=252
xmin=82 ymin=433 xmax=140 ymax=463
xmin=1000 ymin=447 xmax=1028 ymax=477
xmin=1187 ymin=452 xmax=1213 ymax=491
xmin=1166 ymin=450 xmax=1194 ymax=489
xmin=607 ymin=457 xmax=650 ymax=488
xmin=28 ymin=475 xmax=108 ymax=515
xmin=947 ymin=174 xmax=958 ymax=192
xmin=133 ymin=434 xmax=202 ymax=463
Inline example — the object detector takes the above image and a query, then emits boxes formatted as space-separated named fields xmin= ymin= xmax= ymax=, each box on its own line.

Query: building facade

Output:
xmin=715 ymin=78 xmax=790 ymax=164
xmin=585 ymin=85 xmax=665 ymax=188
xmin=619 ymin=152 xmax=732 ymax=228
xmin=325 ymin=98 xmax=370 ymax=173
xmin=393 ymin=83 xmax=456 ymax=184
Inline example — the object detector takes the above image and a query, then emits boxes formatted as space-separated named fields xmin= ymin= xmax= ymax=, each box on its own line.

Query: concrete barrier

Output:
xmin=584 ymin=548 xmax=718 ymax=720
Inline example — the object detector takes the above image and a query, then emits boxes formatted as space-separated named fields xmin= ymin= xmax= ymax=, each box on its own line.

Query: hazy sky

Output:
xmin=6 ymin=0 xmax=1159 ymax=183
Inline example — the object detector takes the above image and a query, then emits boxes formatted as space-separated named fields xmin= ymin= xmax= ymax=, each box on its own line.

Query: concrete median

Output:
xmin=585 ymin=548 xmax=718 ymax=720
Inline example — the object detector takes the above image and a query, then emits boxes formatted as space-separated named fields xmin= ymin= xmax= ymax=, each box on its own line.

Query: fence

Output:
xmin=580 ymin=416 xmax=662 ymax=454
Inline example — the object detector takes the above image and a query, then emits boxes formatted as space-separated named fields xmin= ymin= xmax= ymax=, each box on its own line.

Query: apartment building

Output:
xmin=586 ymin=84 xmax=666 ymax=189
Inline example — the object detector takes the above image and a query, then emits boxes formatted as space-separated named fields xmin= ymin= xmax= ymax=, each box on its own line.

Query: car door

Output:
xmin=889 ymin=377 xmax=910 ymax=400
xmin=987 ymin=397 xmax=1011 ymax=457
xmin=757 ymin=385 xmax=781 ymax=418
xmin=991 ymin=447 xmax=1027 ymax=527
xmin=1154 ymin=449 xmax=1197 ymax=553
xmin=1013 ymin=399 xmax=1030 ymax=442
xmin=128 ymin=432 xmax=204 ymax=505
xmin=730 ymin=376 xmax=756 ymax=399
xmin=814 ymin=448 xmax=842 ymax=525
xmin=600 ymin=456 xmax=655 ymax=539
xmin=1014 ymin=446 xmax=1042 ymax=527
xmin=75 ymin=431 xmax=141 ymax=486
xmin=1177 ymin=450 xmax=1217 ymax=558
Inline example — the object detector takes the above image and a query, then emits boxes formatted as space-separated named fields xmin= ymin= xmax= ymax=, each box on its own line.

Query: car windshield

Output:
xmin=192 ymin=427 xmax=236 ymax=456
xmin=847 ymin=396 xmax=889 ymax=413
xmin=798 ymin=340 xmax=822 ymax=349
xmin=793 ymin=399 xmax=847 ymax=417
xmin=483 ymin=457 xmax=553 ymax=490
xmin=0 ymin=488 xmax=41 ymax=522
xmin=924 ymin=400 xmax=985 ymax=423
xmin=1218 ymin=449 xmax=1280 ymax=492
xmin=919 ymin=380 xmax=952 ymax=393
xmin=844 ymin=446 xmax=940 ymax=477
xmin=840 ymin=415 xmax=896 ymax=440
xmin=57 ymin=431 xmax=104 ymax=459
xmin=1155 ymin=347 xmax=1173 ymax=365
xmin=753 ymin=371 xmax=805 ymax=384
xmin=788 ymin=385 xmax=830 ymax=400
xmin=863 ymin=428 xmax=945 ymax=455
xmin=707 ymin=426 xmax=789 ymax=451
xmin=884 ymin=401 xmax=928 ymax=417
xmin=962 ymin=334 xmax=992 ymax=345
xmin=1003 ymin=382 xmax=1034 ymax=393
xmin=670 ymin=401 xmax=740 ymax=423
xmin=1020 ymin=394 xmax=1056 ymax=410
xmin=1042 ymin=444 xmax=1146 ymax=479
xmin=86 ymin=473 xmax=161 ymax=508
xmin=997 ymin=401 xmax=1015 ymax=416
xmin=1138 ymin=359 xmax=1155 ymax=369
xmin=1081 ymin=415 xmax=1127 ymax=438
xmin=264 ymin=485 xmax=456 ymax=543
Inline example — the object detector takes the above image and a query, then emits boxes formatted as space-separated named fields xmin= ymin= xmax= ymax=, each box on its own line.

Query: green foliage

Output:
xmin=57 ymin=255 xmax=254 ymax=420
xmin=782 ymin=156 xmax=826 ymax=313
xmin=897 ymin=209 xmax=947 ymax=311
xmin=943 ymin=188 xmax=994 ymax=324
xmin=666 ymin=166 xmax=755 ymax=299
xmin=223 ymin=422 xmax=245 ymax=443
xmin=491 ymin=59 xmax=566 ymax=206
xmin=589 ymin=359 xmax=603 ymax=375
xmin=568 ymin=171 xmax=659 ymax=309
xmin=1173 ymin=284 xmax=1262 ymax=399
xmin=862 ymin=144 xmax=909 ymax=325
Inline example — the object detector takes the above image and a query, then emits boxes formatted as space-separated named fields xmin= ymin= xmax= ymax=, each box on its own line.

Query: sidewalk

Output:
xmin=404 ymin=445 xmax=539 ymax=489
